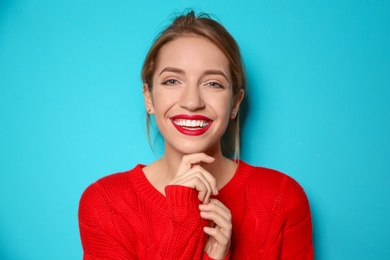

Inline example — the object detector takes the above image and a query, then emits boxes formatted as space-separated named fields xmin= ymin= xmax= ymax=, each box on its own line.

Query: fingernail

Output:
xmin=199 ymin=204 xmax=206 ymax=210
xmin=203 ymin=227 xmax=210 ymax=232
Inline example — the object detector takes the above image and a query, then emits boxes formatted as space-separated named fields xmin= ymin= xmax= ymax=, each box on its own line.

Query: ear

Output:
xmin=230 ymin=89 xmax=245 ymax=119
xmin=143 ymin=83 xmax=155 ymax=114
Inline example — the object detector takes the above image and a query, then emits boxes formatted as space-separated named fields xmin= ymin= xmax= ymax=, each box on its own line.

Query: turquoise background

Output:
xmin=1 ymin=0 xmax=389 ymax=259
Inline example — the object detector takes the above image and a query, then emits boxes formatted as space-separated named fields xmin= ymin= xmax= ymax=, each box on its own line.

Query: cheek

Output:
xmin=206 ymin=94 xmax=233 ymax=115
xmin=152 ymin=90 xmax=179 ymax=113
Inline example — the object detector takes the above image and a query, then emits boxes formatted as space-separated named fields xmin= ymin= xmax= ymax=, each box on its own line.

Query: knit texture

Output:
xmin=79 ymin=161 xmax=313 ymax=259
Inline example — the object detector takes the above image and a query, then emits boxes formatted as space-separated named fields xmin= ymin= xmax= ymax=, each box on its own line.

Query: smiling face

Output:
xmin=144 ymin=36 xmax=243 ymax=156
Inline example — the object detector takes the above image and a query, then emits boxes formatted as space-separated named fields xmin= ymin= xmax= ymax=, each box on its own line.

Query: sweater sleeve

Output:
xmin=157 ymin=185 xmax=208 ymax=259
xmin=279 ymin=178 xmax=313 ymax=259
xmin=78 ymin=183 xmax=138 ymax=259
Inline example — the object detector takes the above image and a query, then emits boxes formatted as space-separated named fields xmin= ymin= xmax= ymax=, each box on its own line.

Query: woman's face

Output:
xmin=144 ymin=36 xmax=242 ymax=155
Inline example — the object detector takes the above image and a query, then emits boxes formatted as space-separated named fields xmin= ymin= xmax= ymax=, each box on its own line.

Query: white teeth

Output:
xmin=174 ymin=119 xmax=210 ymax=128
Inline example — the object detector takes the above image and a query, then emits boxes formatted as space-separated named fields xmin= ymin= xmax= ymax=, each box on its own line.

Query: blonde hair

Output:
xmin=141 ymin=11 xmax=246 ymax=159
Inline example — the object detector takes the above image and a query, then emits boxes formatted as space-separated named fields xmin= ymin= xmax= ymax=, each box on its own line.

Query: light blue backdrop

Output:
xmin=1 ymin=0 xmax=389 ymax=259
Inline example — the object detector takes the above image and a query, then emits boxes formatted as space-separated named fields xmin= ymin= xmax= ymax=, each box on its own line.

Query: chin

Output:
xmin=177 ymin=146 xmax=208 ymax=155
xmin=169 ymin=141 xmax=219 ymax=156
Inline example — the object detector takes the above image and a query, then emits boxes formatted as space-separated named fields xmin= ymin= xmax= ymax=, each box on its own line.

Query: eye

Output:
xmin=206 ymin=82 xmax=225 ymax=89
xmin=162 ymin=79 xmax=180 ymax=85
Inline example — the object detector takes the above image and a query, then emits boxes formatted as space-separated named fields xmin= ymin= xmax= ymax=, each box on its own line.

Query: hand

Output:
xmin=200 ymin=199 xmax=232 ymax=259
xmin=169 ymin=153 xmax=218 ymax=203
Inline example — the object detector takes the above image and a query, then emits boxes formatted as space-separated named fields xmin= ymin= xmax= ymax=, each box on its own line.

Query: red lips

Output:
xmin=170 ymin=114 xmax=213 ymax=136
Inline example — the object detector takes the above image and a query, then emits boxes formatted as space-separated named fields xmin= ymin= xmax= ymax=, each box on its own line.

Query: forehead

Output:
xmin=155 ymin=36 xmax=230 ymax=74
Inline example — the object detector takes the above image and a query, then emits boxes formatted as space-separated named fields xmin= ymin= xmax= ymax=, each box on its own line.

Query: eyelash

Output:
xmin=161 ymin=79 xmax=225 ymax=89
xmin=162 ymin=79 xmax=180 ymax=85
xmin=207 ymin=82 xmax=225 ymax=89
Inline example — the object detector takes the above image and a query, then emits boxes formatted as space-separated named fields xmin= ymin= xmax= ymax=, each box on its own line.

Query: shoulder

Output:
xmin=239 ymin=160 xmax=302 ymax=191
xmin=239 ymin=161 xmax=310 ymax=214
xmin=79 ymin=165 xmax=143 ymax=217
xmin=81 ymin=165 xmax=140 ymax=197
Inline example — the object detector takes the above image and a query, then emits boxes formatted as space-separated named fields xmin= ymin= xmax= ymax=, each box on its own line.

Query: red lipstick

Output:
xmin=170 ymin=114 xmax=213 ymax=136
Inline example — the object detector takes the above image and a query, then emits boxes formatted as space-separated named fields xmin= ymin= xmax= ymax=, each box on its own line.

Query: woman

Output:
xmin=79 ymin=11 xmax=313 ymax=259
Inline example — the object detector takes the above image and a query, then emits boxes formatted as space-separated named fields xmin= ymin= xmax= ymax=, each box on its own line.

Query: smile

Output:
xmin=170 ymin=114 xmax=213 ymax=136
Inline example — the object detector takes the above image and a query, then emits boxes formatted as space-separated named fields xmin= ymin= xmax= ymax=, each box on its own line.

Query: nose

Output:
xmin=179 ymin=85 xmax=205 ymax=111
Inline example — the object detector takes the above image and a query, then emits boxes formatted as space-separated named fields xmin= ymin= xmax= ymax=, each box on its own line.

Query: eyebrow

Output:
xmin=203 ymin=69 xmax=229 ymax=82
xmin=159 ymin=67 xmax=229 ymax=81
xmin=158 ymin=67 xmax=185 ymax=76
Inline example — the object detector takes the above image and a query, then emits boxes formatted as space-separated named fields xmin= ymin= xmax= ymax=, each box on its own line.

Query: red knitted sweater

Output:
xmin=79 ymin=161 xmax=313 ymax=259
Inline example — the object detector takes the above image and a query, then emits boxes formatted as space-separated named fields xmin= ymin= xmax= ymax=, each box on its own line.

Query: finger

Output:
xmin=200 ymin=209 xmax=232 ymax=232
xmin=199 ymin=200 xmax=232 ymax=235
xmin=177 ymin=153 xmax=215 ymax=176
xmin=203 ymin=226 xmax=230 ymax=247
xmin=174 ymin=171 xmax=213 ymax=203
xmin=202 ymin=199 xmax=231 ymax=215
xmin=200 ymin=199 xmax=231 ymax=216
xmin=174 ymin=165 xmax=218 ymax=197
xmin=191 ymin=165 xmax=218 ymax=196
